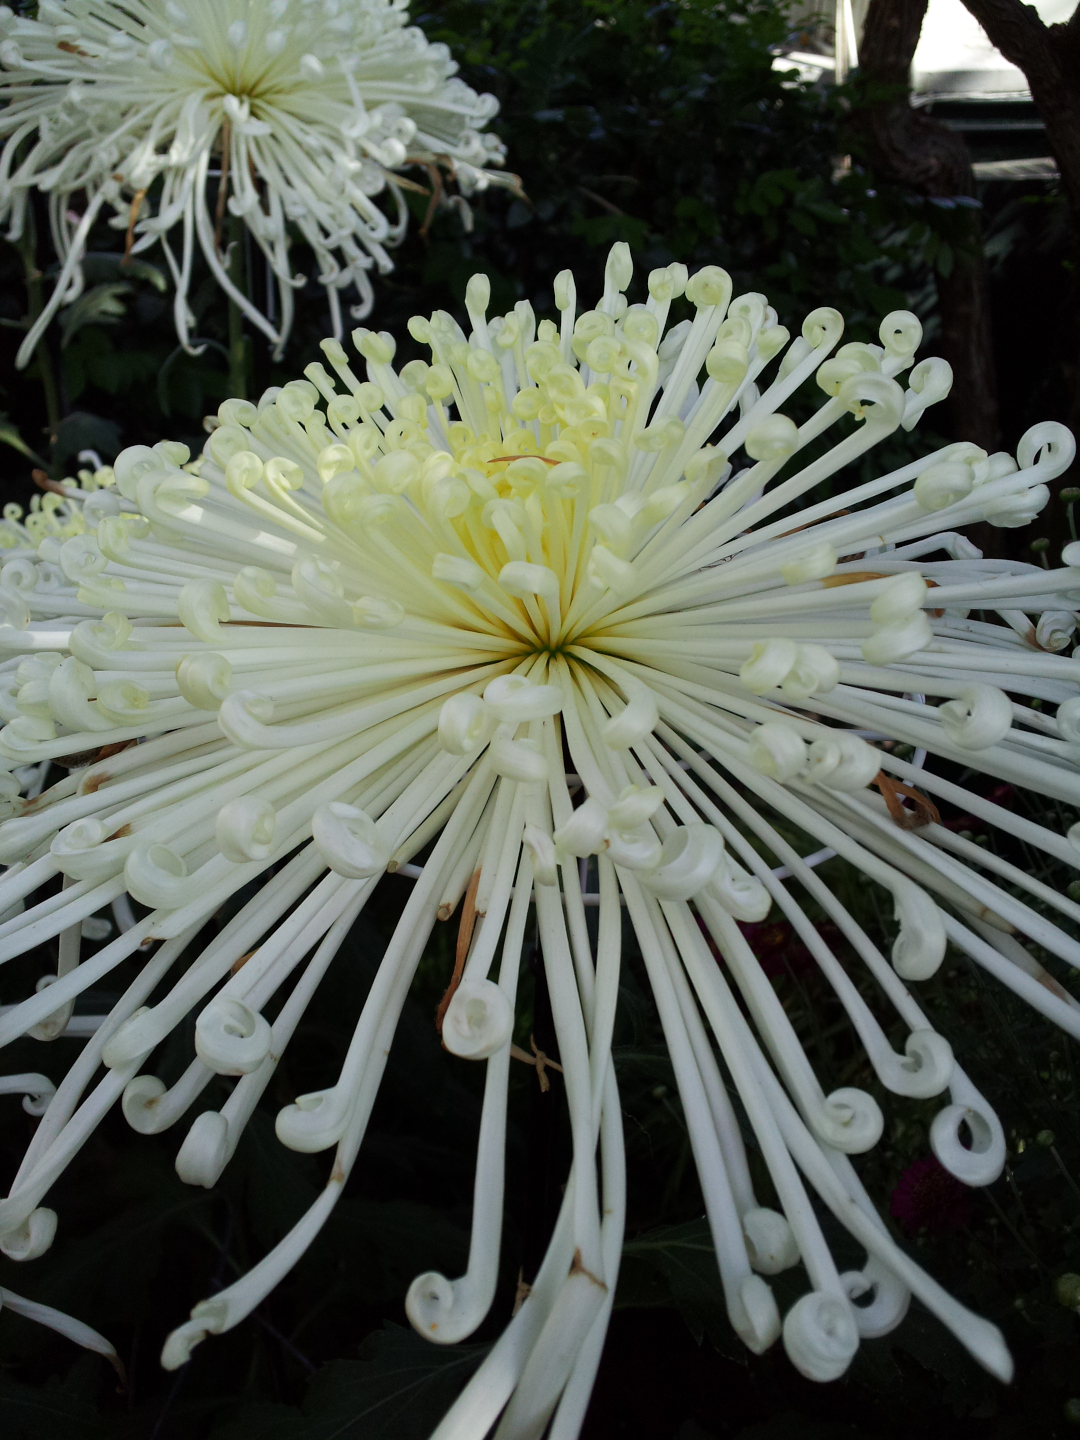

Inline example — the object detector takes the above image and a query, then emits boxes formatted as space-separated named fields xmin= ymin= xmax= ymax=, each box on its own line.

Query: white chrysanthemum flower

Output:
xmin=1 ymin=244 xmax=1079 ymax=1429
xmin=0 ymin=0 xmax=512 ymax=366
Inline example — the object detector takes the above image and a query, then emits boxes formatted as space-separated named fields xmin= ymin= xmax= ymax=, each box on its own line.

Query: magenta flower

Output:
xmin=890 ymin=1157 xmax=972 ymax=1234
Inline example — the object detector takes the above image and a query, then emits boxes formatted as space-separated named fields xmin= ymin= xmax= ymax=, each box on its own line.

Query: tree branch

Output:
xmin=854 ymin=0 xmax=1000 ymax=451
xmin=960 ymin=0 xmax=1080 ymax=222
xmin=856 ymin=0 xmax=973 ymax=199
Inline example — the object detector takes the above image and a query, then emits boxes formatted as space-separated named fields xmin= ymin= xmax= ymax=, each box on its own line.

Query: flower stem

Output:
xmin=227 ymin=213 xmax=251 ymax=401
xmin=18 ymin=212 xmax=61 ymax=475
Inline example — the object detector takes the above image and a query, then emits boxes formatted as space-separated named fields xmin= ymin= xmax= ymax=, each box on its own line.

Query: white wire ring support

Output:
xmin=908 ymin=702 xmax=929 ymax=769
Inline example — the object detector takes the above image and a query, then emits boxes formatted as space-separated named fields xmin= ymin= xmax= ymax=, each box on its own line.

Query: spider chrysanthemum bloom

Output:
xmin=1 ymin=243 xmax=1079 ymax=1432
xmin=0 ymin=0 xmax=511 ymax=366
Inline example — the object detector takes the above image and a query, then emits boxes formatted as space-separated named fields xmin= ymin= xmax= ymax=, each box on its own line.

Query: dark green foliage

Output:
xmin=0 ymin=1373 xmax=121 ymax=1440
xmin=206 ymin=1326 xmax=488 ymax=1440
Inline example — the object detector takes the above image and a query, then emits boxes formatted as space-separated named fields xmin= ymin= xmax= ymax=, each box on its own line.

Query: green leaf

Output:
xmin=789 ymin=209 xmax=818 ymax=238
xmin=617 ymin=1217 xmax=733 ymax=1349
xmin=51 ymin=412 xmax=123 ymax=476
xmin=81 ymin=251 xmax=168 ymax=292
xmin=0 ymin=1375 xmax=113 ymax=1440
xmin=208 ymin=1324 xmax=488 ymax=1440
xmin=24 ymin=1186 xmax=210 ymax=1325
xmin=0 ymin=414 xmax=46 ymax=467
xmin=617 ymin=1216 xmax=811 ymax=1355
xmin=312 ymin=1197 xmax=469 ymax=1312
xmin=153 ymin=339 xmax=235 ymax=419
xmin=60 ymin=284 xmax=133 ymax=349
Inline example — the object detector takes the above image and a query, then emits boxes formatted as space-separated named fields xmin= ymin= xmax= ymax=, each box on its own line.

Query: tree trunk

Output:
xmin=959 ymin=0 xmax=1080 ymax=447
xmin=960 ymin=0 xmax=1080 ymax=229
xmin=935 ymin=247 xmax=1000 ymax=455
xmin=855 ymin=0 xmax=1001 ymax=453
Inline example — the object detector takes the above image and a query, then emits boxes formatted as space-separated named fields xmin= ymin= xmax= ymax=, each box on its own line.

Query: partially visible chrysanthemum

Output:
xmin=890 ymin=1155 xmax=972 ymax=1234
xmin=0 ymin=244 xmax=1078 ymax=1433
xmin=0 ymin=459 xmax=115 ymax=559
xmin=0 ymin=0 xmax=513 ymax=366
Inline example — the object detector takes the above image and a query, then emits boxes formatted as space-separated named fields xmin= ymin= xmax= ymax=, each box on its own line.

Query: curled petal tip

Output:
xmin=782 ymin=1292 xmax=859 ymax=1382
xmin=442 ymin=979 xmax=513 ymax=1060
xmin=733 ymin=1273 xmax=781 ymax=1354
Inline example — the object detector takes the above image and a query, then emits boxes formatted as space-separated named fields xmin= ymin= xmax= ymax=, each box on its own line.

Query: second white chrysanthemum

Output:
xmin=0 ymin=0 xmax=513 ymax=364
